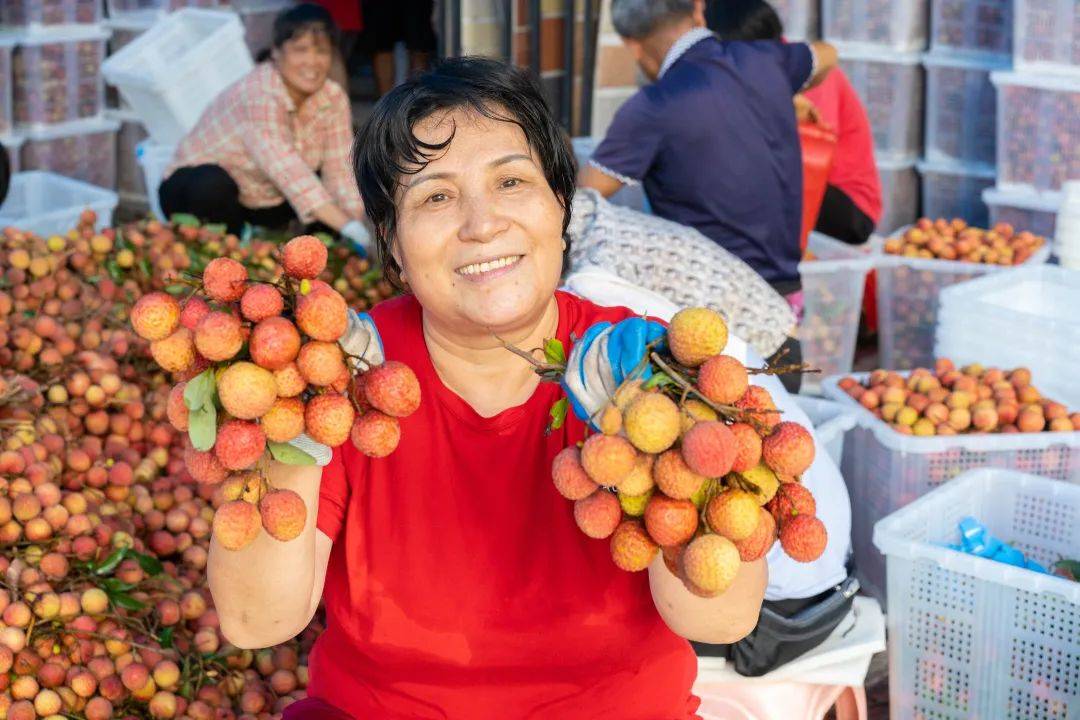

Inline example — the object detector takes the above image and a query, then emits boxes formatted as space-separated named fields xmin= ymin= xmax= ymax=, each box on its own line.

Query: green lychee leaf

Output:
xmin=643 ymin=372 xmax=675 ymax=390
xmin=94 ymin=548 xmax=127 ymax=576
xmin=187 ymin=405 xmax=217 ymax=452
xmin=134 ymin=552 xmax=164 ymax=577
xmin=100 ymin=578 xmax=135 ymax=593
xmin=164 ymin=284 xmax=187 ymax=296
xmin=543 ymin=338 xmax=566 ymax=366
xmin=548 ymin=397 xmax=569 ymax=434
xmin=268 ymin=441 xmax=316 ymax=466
xmin=110 ymin=593 xmax=146 ymax=612
xmin=158 ymin=626 xmax=175 ymax=649
xmin=315 ymin=232 xmax=334 ymax=247
xmin=203 ymin=223 xmax=227 ymax=236
xmin=184 ymin=369 xmax=216 ymax=412
xmin=171 ymin=213 xmax=201 ymax=228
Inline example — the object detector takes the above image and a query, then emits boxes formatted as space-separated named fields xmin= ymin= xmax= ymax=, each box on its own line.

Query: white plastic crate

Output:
xmin=1014 ymin=0 xmax=1080 ymax=75
xmin=917 ymin=159 xmax=996 ymax=228
xmin=572 ymin=137 xmax=651 ymax=214
xmin=930 ymin=0 xmax=1013 ymax=58
xmin=873 ymin=469 xmax=1080 ymax=719
xmin=1 ymin=134 xmax=25 ymax=175
xmin=12 ymin=26 xmax=110 ymax=129
xmin=822 ymin=0 xmax=928 ymax=51
xmin=923 ymin=53 xmax=1005 ymax=166
xmin=20 ymin=116 xmax=120 ymax=191
xmin=0 ymin=171 xmax=117 ymax=237
xmin=877 ymin=156 xmax=919 ymax=235
xmin=102 ymin=9 xmax=253 ymax=145
xmin=0 ymin=36 xmax=15 ymax=137
xmin=993 ymin=70 xmax=1080 ymax=194
xmin=983 ymin=185 xmax=1060 ymax=239
xmin=874 ymin=237 xmax=1051 ymax=370
xmin=105 ymin=0 xmax=229 ymax=22
xmin=136 ymin=139 xmax=176 ymax=220
xmin=109 ymin=110 xmax=148 ymax=200
xmin=772 ymin=0 xmax=819 ymax=41
xmin=820 ymin=373 xmax=1080 ymax=601
xmin=792 ymin=395 xmax=858 ymax=468
xmin=798 ymin=233 xmax=873 ymax=391
xmin=0 ymin=0 xmax=102 ymax=28
xmin=838 ymin=45 xmax=923 ymax=160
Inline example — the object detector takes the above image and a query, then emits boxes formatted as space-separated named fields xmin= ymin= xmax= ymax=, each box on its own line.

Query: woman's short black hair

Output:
xmin=272 ymin=2 xmax=339 ymax=51
xmin=706 ymin=0 xmax=784 ymax=41
xmin=353 ymin=56 xmax=577 ymax=290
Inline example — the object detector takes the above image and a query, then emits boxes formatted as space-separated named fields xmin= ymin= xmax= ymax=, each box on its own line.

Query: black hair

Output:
xmin=271 ymin=2 xmax=339 ymax=51
xmin=353 ymin=56 xmax=577 ymax=290
xmin=706 ymin=0 xmax=784 ymax=41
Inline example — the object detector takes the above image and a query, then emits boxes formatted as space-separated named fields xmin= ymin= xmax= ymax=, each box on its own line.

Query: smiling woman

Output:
xmin=206 ymin=57 xmax=767 ymax=720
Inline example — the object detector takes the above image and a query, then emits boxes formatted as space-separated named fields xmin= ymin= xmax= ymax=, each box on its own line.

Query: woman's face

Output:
xmin=393 ymin=108 xmax=567 ymax=336
xmin=274 ymin=30 xmax=333 ymax=100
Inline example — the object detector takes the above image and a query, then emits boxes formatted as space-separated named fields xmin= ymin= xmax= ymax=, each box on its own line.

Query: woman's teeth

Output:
xmin=458 ymin=255 xmax=521 ymax=276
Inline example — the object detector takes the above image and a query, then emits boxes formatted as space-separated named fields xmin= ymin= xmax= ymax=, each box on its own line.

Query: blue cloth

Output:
xmin=591 ymin=36 xmax=812 ymax=284
xmin=943 ymin=517 xmax=1049 ymax=574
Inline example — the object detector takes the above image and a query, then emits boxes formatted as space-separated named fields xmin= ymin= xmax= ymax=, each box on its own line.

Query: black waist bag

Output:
xmin=693 ymin=573 xmax=861 ymax=677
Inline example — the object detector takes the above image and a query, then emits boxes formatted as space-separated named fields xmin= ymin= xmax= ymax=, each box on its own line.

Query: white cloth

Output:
xmin=562 ymin=266 xmax=852 ymax=601
xmin=658 ymin=27 xmax=715 ymax=79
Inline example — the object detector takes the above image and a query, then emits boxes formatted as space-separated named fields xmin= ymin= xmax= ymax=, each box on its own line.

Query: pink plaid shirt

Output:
xmin=168 ymin=63 xmax=363 ymax=223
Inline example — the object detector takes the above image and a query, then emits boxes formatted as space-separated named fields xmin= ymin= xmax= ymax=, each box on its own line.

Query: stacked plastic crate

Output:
xmin=822 ymin=1 xmax=927 ymax=234
xmin=920 ymin=0 xmax=1012 ymax=227
xmin=772 ymin=0 xmax=820 ymax=41
xmin=983 ymin=1 xmax=1080 ymax=245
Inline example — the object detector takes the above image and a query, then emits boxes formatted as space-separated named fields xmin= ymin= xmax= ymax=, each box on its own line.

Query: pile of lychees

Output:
xmin=130 ymin=235 xmax=419 ymax=552
xmin=883 ymin=218 xmax=1044 ymax=265
xmin=549 ymin=308 xmax=827 ymax=598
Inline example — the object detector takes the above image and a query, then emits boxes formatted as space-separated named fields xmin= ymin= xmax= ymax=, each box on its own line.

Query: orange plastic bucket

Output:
xmin=799 ymin=122 xmax=837 ymax=253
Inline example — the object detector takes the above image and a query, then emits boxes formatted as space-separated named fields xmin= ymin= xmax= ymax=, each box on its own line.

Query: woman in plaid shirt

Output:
xmin=160 ymin=4 xmax=370 ymax=250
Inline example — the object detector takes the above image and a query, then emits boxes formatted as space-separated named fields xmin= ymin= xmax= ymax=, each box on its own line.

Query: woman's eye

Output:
xmin=427 ymin=192 xmax=448 ymax=204
xmin=501 ymin=177 xmax=522 ymax=189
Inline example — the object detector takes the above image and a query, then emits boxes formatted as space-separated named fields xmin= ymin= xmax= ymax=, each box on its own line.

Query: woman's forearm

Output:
xmin=311 ymin=202 xmax=352 ymax=232
xmin=208 ymin=462 xmax=324 ymax=649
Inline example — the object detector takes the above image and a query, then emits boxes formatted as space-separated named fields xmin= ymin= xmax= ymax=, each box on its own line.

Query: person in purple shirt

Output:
xmin=579 ymin=0 xmax=836 ymax=309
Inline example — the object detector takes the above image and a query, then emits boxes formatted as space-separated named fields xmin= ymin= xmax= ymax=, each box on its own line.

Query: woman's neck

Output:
xmin=422 ymin=297 xmax=560 ymax=418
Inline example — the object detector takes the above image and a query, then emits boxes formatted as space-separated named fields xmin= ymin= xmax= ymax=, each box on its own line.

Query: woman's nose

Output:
xmin=457 ymin=192 xmax=510 ymax=244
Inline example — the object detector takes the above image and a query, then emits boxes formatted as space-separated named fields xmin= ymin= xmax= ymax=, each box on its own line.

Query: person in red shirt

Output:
xmin=708 ymin=0 xmax=882 ymax=245
xmin=207 ymin=57 xmax=767 ymax=719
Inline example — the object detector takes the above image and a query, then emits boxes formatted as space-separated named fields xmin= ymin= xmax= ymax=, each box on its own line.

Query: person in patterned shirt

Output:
xmin=160 ymin=3 xmax=370 ymax=250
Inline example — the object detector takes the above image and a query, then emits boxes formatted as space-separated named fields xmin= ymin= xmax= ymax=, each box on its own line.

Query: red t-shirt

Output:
xmin=804 ymin=69 xmax=883 ymax=224
xmin=310 ymin=292 xmax=700 ymax=719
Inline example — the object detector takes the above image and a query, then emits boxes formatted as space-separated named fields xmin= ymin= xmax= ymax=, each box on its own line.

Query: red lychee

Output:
xmin=212 ymin=500 xmax=261 ymax=551
xmin=552 ymin=446 xmax=599 ymax=500
xmin=184 ymin=446 xmax=228 ymax=485
xmin=249 ymin=317 xmax=301 ymax=371
xmin=697 ymin=354 xmax=749 ymax=405
xmin=194 ymin=312 xmax=243 ymax=362
xmin=681 ymin=421 xmax=736 ymax=477
xmin=573 ymin=490 xmax=621 ymax=539
xmin=643 ymin=494 xmax=699 ymax=546
xmin=151 ymin=328 xmax=196 ymax=373
xmin=130 ymin=292 xmax=181 ymax=341
xmin=166 ymin=382 xmax=189 ymax=432
xmin=260 ymin=397 xmax=306 ymax=443
xmin=767 ymin=482 xmax=816 ymax=526
xmin=259 ymin=489 xmax=306 ymax=542
xmin=736 ymin=385 xmax=781 ymax=432
xmin=729 ymin=422 xmax=762 ymax=473
xmin=213 ymin=420 xmax=266 ymax=471
xmin=762 ymin=422 xmax=815 ymax=478
xmin=217 ymin=362 xmax=277 ymax=419
xmin=179 ymin=296 xmax=210 ymax=330
xmin=580 ymin=434 xmax=637 ymax=486
xmin=282 ymin=235 xmax=328 ymax=279
xmin=296 ymin=287 xmax=347 ymax=342
xmin=297 ymin=341 xmax=346 ymax=386
xmin=734 ymin=507 xmax=776 ymax=561
xmin=202 ymin=257 xmax=247 ymax=303
xmin=364 ymin=361 xmax=421 ymax=417
xmin=274 ymin=362 xmax=307 ymax=398
xmin=349 ymin=411 xmax=400 ymax=457
xmin=240 ymin=284 xmax=284 ymax=323
xmin=610 ymin=519 xmax=658 ymax=572
xmin=682 ymin=533 xmax=740 ymax=595
xmin=779 ymin=514 xmax=827 ymax=562
xmin=305 ymin=393 xmax=355 ymax=447
xmin=653 ymin=449 xmax=707 ymax=500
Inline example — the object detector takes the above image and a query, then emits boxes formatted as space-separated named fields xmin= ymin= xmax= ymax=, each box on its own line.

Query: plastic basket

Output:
xmin=1 ymin=134 xmax=25 ymax=175
xmin=983 ymin=185 xmax=1061 ymax=240
xmin=12 ymin=26 xmax=110 ymax=129
xmin=0 ymin=171 xmax=117 ymax=237
xmin=105 ymin=0 xmax=229 ymax=22
xmin=993 ymin=70 xmax=1080 ymax=194
xmin=792 ymin=395 xmax=858 ymax=468
xmin=773 ymin=0 xmax=819 ymax=41
xmin=874 ymin=237 xmax=1051 ymax=370
xmin=1014 ymin=0 xmax=1080 ymax=76
xmin=923 ymin=53 xmax=1006 ymax=166
xmin=877 ymin=156 xmax=920 ymax=235
xmin=820 ymin=373 xmax=1080 ymax=601
xmin=917 ymin=159 xmax=996 ymax=228
xmin=19 ymin=117 xmax=120 ymax=191
xmin=873 ymin=469 xmax=1080 ymax=719
xmin=797 ymin=233 xmax=872 ymax=391
xmin=822 ymin=0 xmax=929 ymax=51
xmin=136 ymin=139 xmax=176 ymax=220
xmin=929 ymin=0 xmax=1013 ymax=58
xmin=571 ymin=136 xmax=651 ymax=214
xmin=838 ymin=44 xmax=923 ymax=160
xmin=102 ymin=9 xmax=253 ymax=145
xmin=0 ymin=0 xmax=102 ymax=28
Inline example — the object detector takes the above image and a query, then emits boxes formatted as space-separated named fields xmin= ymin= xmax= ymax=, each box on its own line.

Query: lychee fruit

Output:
xmin=618 ymin=489 xmax=652 ymax=517
xmin=668 ymin=307 xmax=728 ymax=367
xmin=624 ymin=393 xmax=680 ymax=453
xmin=551 ymin=446 xmax=598 ymax=501
xmin=217 ymin=362 xmax=277 ymax=420
xmin=349 ymin=411 xmax=400 ymax=457
xmin=214 ymin=420 xmax=266 ymax=471
xmin=610 ymin=520 xmax=658 ymax=572
xmin=644 ymin=494 xmax=699 ymax=546
xmin=194 ymin=312 xmax=243 ymax=362
xmin=612 ymin=380 xmax=645 ymax=412
xmin=617 ymin=452 xmax=656 ymax=496
xmin=762 ymin=422 xmax=815 ymax=477
xmin=184 ymin=446 xmax=228 ymax=485
xmin=305 ymin=394 xmax=355 ymax=447
xmin=706 ymin=489 xmax=760 ymax=541
xmin=697 ymin=355 xmax=749 ymax=405
xmin=734 ymin=507 xmax=776 ymax=561
xmin=274 ymin=363 xmax=306 ymax=398
xmin=202 ymin=258 xmax=247 ymax=303
xmin=259 ymin=489 xmax=306 ymax=542
xmin=348 ymin=372 xmax=373 ymax=413
xmin=260 ymin=397 xmax=306 ymax=443
xmin=297 ymin=341 xmax=346 ymax=387
xmin=739 ymin=462 xmax=780 ymax=505
xmin=130 ymin=292 xmax=181 ymax=341
xmin=282 ymin=235 xmax=328 ymax=279
xmin=598 ymin=404 xmax=622 ymax=436
xmin=364 ymin=361 xmax=421 ymax=417
xmin=768 ymin=482 xmax=817 ymax=526
xmin=573 ymin=490 xmax=621 ymax=539
xmin=220 ymin=472 xmax=266 ymax=504
xmin=736 ymin=385 xmax=780 ymax=432
xmin=166 ymin=383 xmax=189 ymax=432
xmin=240 ymin=284 xmax=284 ymax=323
xmin=179 ymin=297 xmax=210 ymax=330
xmin=654 ymin=449 xmax=707 ymax=500
xmin=151 ymin=328 xmax=196 ymax=373
xmin=729 ymin=422 xmax=762 ymax=473
xmin=249 ymin=317 xmax=301 ymax=371
xmin=680 ymin=398 xmax=718 ymax=435
xmin=681 ymin=421 xmax=736 ymax=477
xmin=212 ymin=501 xmax=261 ymax=551
xmin=682 ymin=534 xmax=740 ymax=595
xmin=779 ymin=514 xmax=827 ymax=562
xmin=296 ymin=286 xmax=348 ymax=342
xmin=580 ymin=434 xmax=637 ymax=487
